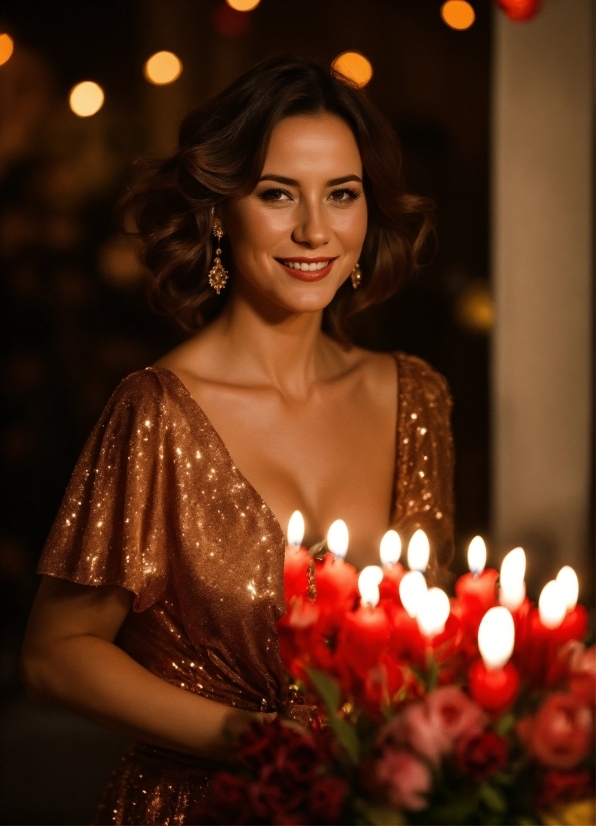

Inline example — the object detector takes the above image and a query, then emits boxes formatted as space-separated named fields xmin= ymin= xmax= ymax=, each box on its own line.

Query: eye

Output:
xmin=257 ymin=187 xmax=293 ymax=203
xmin=328 ymin=187 xmax=362 ymax=205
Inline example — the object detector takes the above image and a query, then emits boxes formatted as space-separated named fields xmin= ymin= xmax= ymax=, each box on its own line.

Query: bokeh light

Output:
xmin=143 ymin=51 xmax=183 ymax=85
xmin=0 ymin=33 xmax=14 ymax=66
xmin=225 ymin=0 xmax=261 ymax=9
xmin=69 ymin=81 xmax=104 ymax=117
xmin=441 ymin=1 xmax=476 ymax=30
xmin=455 ymin=280 xmax=495 ymax=334
xmin=331 ymin=52 xmax=373 ymax=88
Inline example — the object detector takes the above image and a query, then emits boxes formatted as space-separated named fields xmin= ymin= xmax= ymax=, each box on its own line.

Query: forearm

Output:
xmin=22 ymin=634 xmax=253 ymax=758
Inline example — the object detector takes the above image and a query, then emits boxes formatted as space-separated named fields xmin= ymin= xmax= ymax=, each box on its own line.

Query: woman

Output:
xmin=21 ymin=55 xmax=454 ymax=825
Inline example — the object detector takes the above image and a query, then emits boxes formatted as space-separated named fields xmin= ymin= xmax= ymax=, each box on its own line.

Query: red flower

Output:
xmin=249 ymin=765 xmax=306 ymax=820
xmin=308 ymin=776 xmax=349 ymax=824
xmin=568 ymin=644 xmax=596 ymax=709
xmin=456 ymin=730 xmax=509 ymax=781
xmin=537 ymin=768 xmax=595 ymax=810
xmin=517 ymin=692 xmax=594 ymax=769
xmin=236 ymin=720 xmax=278 ymax=768
xmin=195 ymin=773 xmax=252 ymax=825
xmin=276 ymin=734 xmax=319 ymax=786
xmin=372 ymin=748 xmax=432 ymax=811
xmin=363 ymin=655 xmax=405 ymax=713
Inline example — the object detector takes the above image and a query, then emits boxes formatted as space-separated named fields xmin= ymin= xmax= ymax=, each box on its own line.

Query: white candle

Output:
xmin=478 ymin=606 xmax=515 ymax=670
xmin=416 ymin=587 xmax=451 ymax=637
xmin=358 ymin=565 xmax=383 ymax=608
xmin=555 ymin=566 xmax=579 ymax=612
xmin=499 ymin=547 xmax=526 ymax=611
xmin=327 ymin=519 xmax=349 ymax=560
xmin=380 ymin=530 xmax=401 ymax=567
xmin=407 ymin=529 xmax=430 ymax=573
xmin=538 ymin=580 xmax=567 ymax=629
xmin=287 ymin=510 xmax=305 ymax=547
xmin=399 ymin=570 xmax=428 ymax=618
xmin=468 ymin=536 xmax=487 ymax=576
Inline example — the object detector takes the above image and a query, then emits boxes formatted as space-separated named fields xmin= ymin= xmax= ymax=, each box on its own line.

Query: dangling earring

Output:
xmin=351 ymin=262 xmax=362 ymax=289
xmin=208 ymin=218 xmax=228 ymax=294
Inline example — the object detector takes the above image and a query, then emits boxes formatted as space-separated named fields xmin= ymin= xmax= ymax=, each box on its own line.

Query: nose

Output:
xmin=291 ymin=200 xmax=330 ymax=249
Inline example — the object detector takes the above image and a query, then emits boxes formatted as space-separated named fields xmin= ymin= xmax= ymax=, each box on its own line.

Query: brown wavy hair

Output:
xmin=124 ymin=54 xmax=435 ymax=342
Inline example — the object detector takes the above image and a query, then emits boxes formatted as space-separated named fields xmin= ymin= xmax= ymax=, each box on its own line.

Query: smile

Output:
xmin=275 ymin=257 xmax=337 ymax=281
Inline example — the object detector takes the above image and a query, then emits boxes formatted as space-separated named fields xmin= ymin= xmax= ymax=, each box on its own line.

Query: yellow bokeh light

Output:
xmin=0 ymin=33 xmax=15 ymax=66
xmin=331 ymin=51 xmax=373 ymax=88
xmin=225 ymin=0 xmax=261 ymax=10
xmin=143 ymin=51 xmax=183 ymax=86
xmin=441 ymin=1 xmax=476 ymax=30
xmin=69 ymin=81 xmax=105 ymax=117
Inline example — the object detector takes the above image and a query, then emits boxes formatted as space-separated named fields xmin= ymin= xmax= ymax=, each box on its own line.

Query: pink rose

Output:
xmin=426 ymin=686 xmax=488 ymax=741
xmin=373 ymin=749 xmax=431 ymax=811
xmin=517 ymin=692 xmax=594 ymax=769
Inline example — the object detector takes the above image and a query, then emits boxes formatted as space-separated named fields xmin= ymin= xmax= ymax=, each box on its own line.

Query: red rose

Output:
xmin=363 ymin=655 xmax=405 ymax=714
xmin=537 ymin=768 xmax=594 ymax=810
xmin=250 ymin=765 xmax=305 ymax=820
xmin=517 ymin=692 xmax=594 ymax=770
xmin=277 ymin=735 xmax=319 ymax=785
xmin=308 ymin=776 xmax=349 ymax=824
xmin=236 ymin=720 xmax=277 ymax=768
xmin=456 ymin=730 xmax=509 ymax=781
xmin=193 ymin=773 xmax=252 ymax=825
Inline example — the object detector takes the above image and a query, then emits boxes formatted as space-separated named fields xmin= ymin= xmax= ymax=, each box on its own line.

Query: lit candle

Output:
xmin=407 ymin=529 xmax=430 ymax=573
xmin=287 ymin=510 xmax=305 ymax=548
xmin=327 ymin=519 xmax=349 ymax=560
xmin=416 ymin=587 xmax=451 ymax=638
xmin=314 ymin=520 xmax=359 ymax=631
xmin=469 ymin=606 xmax=520 ymax=712
xmin=499 ymin=547 xmax=526 ymax=612
xmin=379 ymin=530 xmax=405 ymax=603
xmin=337 ymin=563 xmax=391 ymax=674
xmin=468 ymin=536 xmax=487 ymax=576
xmin=399 ymin=570 xmax=427 ymax=618
xmin=358 ymin=565 xmax=384 ymax=606
xmin=455 ymin=536 xmax=498 ymax=617
xmin=538 ymin=580 xmax=567 ymax=630
xmin=555 ymin=566 xmax=579 ymax=612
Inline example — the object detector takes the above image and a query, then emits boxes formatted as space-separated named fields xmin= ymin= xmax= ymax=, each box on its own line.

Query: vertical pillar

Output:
xmin=492 ymin=0 xmax=594 ymax=591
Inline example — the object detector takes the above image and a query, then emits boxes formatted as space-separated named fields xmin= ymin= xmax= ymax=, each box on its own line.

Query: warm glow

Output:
xmin=287 ymin=510 xmax=304 ymax=547
xmin=226 ymin=0 xmax=261 ymax=9
xmin=331 ymin=51 xmax=373 ymax=88
xmin=69 ymin=82 xmax=105 ymax=117
xmin=441 ymin=1 xmax=476 ymax=30
xmin=556 ymin=566 xmax=579 ymax=612
xmin=478 ymin=607 xmax=515 ymax=670
xmin=380 ymin=530 xmax=401 ymax=567
xmin=468 ymin=536 xmax=487 ymax=575
xmin=417 ymin=587 xmax=451 ymax=638
xmin=0 ymin=33 xmax=14 ymax=66
xmin=539 ymin=580 xmax=567 ymax=630
xmin=399 ymin=571 xmax=428 ymax=619
xmin=499 ymin=547 xmax=526 ymax=611
xmin=327 ymin=519 xmax=349 ymax=559
xmin=358 ymin=566 xmax=383 ymax=608
xmin=407 ymin=529 xmax=430 ymax=573
xmin=144 ymin=51 xmax=183 ymax=85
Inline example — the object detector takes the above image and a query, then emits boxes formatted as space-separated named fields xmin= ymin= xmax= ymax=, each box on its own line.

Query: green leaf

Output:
xmin=355 ymin=800 xmax=407 ymax=825
xmin=492 ymin=770 xmax=514 ymax=786
xmin=328 ymin=715 xmax=360 ymax=764
xmin=479 ymin=782 xmax=508 ymax=813
xmin=426 ymin=799 xmax=478 ymax=823
xmin=307 ymin=668 xmax=340 ymax=714
xmin=426 ymin=654 xmax=439 ymax=692
xmin=494 ymin=712 xmax=516 ymax=736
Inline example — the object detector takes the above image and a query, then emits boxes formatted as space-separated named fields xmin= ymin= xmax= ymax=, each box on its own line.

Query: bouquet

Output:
xmin=191 ymin=530 xmax=595 ymax=825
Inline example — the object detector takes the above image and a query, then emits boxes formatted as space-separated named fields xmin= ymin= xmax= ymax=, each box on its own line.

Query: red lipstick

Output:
xmin=275 ymin=256 xmax=337 ymax=282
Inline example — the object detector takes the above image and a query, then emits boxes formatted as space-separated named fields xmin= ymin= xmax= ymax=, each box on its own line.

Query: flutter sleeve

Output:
xmin=37 ymin=369 xmax=171 ymax=611
xmin=392 ymin=353 xmax=455 ymax=582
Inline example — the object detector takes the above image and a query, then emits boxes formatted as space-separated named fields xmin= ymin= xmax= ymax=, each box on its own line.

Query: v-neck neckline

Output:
xmin=148 ymin=356 xmax=401 ymax=546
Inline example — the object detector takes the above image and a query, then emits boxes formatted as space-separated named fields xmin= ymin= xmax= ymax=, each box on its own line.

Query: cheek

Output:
xmin=227 ymin=203 xmax=290 ymax=256
xmin=333 ymin=202 xmax=368 ymax=249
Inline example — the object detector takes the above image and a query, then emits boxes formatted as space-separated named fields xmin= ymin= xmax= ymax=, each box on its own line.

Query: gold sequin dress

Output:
xmin=37 ymin=352 xmax=454 ymax=826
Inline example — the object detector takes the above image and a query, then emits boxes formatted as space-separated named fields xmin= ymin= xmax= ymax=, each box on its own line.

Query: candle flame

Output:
xmin=380 ymin=530 xmax=401 ymax=566
xmin=478 ymin=606 xmax=515 ymax=670
xmin=287 ymin=510 xmax=305 ymax=547
xmin=358 ymin=565 xmax=383 ymax=607
xmin=416 ymin=587 xmax=451 ymax=638
xmin=399 ymin=570 xmax=427 ymax=618
xmin=539 ymin=580 xmax=567 ymax=629
xmin=467 ymin=536 xmax=487 ymax=575
xmin=555 ymin=566 xmax=579 ymax=612
xmin=327 ymin=519 xmax=349 ymax=559
xmin=407 ymin=529 xmax=430 ymax=572
xmin=499 ymin=547 xmax=526 ymax=611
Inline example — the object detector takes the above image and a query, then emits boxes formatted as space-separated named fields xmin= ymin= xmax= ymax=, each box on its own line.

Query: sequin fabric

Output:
xmin=37 ymin=353 xmax=454 ymax=825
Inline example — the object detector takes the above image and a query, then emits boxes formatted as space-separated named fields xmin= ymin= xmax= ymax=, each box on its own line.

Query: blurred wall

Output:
xmin=492 ymin=0 xmax=594 ymax=592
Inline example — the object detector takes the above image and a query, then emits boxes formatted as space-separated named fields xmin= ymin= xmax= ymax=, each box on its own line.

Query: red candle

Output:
xmin=283 ymin=545 xmax=311 ymax=603
xmin=379 ymin=562 xmax=406 ymax=603
xmin=469 ymin=659 xmax=520 ymax=712
xmin=553 ymin=605 xmax=588 ymax=647
xmin=338 ymin=604 xmax=391 ymax=675
xmin=455 ymin=569 xmax=499 ymax=615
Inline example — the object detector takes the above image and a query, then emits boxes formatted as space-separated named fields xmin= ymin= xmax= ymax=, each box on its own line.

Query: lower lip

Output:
xmin=277 ymin=260 xmax=335 ymax=281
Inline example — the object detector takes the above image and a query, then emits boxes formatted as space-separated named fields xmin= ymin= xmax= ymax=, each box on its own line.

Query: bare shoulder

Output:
xmin=337 ymin=343 xmax=398 ymax=390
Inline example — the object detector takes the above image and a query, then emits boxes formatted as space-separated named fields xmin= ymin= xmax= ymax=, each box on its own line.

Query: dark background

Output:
xmin=0 ymin=1 xmax=492 ymax=822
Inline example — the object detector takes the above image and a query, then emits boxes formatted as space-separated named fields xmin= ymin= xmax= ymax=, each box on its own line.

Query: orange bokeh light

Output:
xmin=441 ymin=0 xmax=476 ymax=30
xmin=144 ymin=51 xmax=183 ymax=85
xmin=225 ymin=0 xmax=261 ymax=10
xmin=331 ymin=52 xmax=373 ymax=88
xmin=0 ymin=33 xmax=14 ymax=66
xmin=69 ymin=81 xmax=105 ymax=117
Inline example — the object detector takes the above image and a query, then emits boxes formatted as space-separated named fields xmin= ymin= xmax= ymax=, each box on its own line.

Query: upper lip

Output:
xmin=276 ymin=256 xmax=337 ymax=263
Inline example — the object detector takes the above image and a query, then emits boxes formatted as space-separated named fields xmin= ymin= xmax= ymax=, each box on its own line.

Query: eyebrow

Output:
xmin=258 ymin=174 xmax=362 ymax=186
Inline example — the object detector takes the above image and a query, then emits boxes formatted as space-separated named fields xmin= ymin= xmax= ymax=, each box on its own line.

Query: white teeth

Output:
xmin=283 ymin=260 xmax=330 ymax=271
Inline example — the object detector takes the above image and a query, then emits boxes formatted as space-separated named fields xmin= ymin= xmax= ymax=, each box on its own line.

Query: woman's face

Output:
xmin=221 ymin=113 xmax=368 ymax=314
